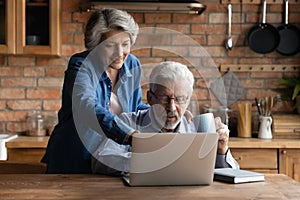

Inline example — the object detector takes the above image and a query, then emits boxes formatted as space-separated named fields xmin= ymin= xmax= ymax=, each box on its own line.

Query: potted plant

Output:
xmin=274 ymin=76 xmax=300 ymax=114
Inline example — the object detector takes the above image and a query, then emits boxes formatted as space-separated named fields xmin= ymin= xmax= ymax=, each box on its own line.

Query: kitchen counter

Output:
xmin=229 ymin=137 xmax=300 ymax=148
xmin=5 ymin=136 xmax=49 ymax=148
xmin=0 ymin=174 xmax=299 ymax=199
xmin=6 ymin=136 xmax=300 ymax=149
xmin=4 ymin=136 xmax=300 ymax=181
xmin=5 ymin=136 xmax=49 ymax=163
xmin=228 ymin=138 xmax=300 ymax=181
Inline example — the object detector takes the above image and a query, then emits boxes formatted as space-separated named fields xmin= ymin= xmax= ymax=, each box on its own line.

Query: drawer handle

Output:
xmin=281 ymin=150 xmax=287 ymax=155
xmin=294 ymin=128 xmax=300 ymax=134
xmin=234 ymin=156 xmax=242 ymax=161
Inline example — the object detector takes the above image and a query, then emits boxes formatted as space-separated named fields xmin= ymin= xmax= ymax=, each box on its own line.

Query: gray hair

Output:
xmin=84 ymin=8 xmax=139 ymax=50
xmin=149 ymin=61 xmax=195 ymax=96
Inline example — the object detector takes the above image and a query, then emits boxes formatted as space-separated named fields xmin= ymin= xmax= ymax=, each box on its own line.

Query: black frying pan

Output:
xmin=276 ymin=0 xmax=300 ymax=56
xmin=247 ymin=0 xmax=280 ymax=54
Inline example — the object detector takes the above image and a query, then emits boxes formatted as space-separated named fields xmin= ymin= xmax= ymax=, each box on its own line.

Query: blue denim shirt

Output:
xmin=42 ymin=50 xmax=149 ymax=173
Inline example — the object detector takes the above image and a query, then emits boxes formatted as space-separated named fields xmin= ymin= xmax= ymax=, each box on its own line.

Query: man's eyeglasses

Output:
xmin=150 ymin=90 xmax=188 ymax=104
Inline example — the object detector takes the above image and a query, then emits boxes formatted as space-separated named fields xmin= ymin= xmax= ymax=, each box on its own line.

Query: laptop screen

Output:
xmin=128 ymin=133 xmax=218 ymax=186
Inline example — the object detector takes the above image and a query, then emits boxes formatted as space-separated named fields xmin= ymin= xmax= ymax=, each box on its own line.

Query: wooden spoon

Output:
xmin=268 ymin=96 xmax=273 ymax=116
xmin=264 ymin=96 xmax=269 ymax=116
xmin=260 ymin=98 xmax=265 ymax=116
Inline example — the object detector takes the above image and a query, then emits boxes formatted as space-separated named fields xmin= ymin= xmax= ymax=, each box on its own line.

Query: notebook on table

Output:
xmin=214 ymin=168 xmax=265 ymax=184
xmin=123 ymin=132 xmax=219 ymax=186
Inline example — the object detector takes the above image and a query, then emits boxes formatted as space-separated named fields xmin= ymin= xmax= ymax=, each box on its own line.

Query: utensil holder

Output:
xmin=237 ymin=102 xmax=252 ymax=138
xmin=258 ymin=116 xmax=272 ymax=139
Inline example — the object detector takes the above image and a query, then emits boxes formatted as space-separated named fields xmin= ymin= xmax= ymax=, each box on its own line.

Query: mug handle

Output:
xmin=266 ymin=117 xmax=272 ymax=132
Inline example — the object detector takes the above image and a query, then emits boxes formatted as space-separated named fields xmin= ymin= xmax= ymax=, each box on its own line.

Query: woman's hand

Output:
xmin=214 ymin=117 xmax=229 ymax=155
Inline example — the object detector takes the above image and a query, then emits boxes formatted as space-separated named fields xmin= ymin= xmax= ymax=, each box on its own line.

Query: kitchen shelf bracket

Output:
xmin=220 ymin=64 xmax=300 ymax=72
xmin=221 ymin=0 xmax=299 ymax=4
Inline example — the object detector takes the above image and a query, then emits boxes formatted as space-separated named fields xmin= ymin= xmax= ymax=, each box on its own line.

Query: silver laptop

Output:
xmin=124 ymin=132 xmax=218 ymax=186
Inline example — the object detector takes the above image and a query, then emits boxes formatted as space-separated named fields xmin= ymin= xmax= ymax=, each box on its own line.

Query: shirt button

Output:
xmin=108 ymin=85 xmax=111 ymax=88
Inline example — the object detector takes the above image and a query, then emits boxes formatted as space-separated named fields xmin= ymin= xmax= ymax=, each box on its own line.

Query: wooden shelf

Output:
xmin=26 ymin=2 xmax=48 ymax=7
xmin=220 ymin=64 xmax=300 ymax=72
xmin=221 ymin=0 xmax=300 ymax=4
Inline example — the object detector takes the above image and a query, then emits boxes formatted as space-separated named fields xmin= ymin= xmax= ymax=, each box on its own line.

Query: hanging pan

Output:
xmin=247 ymin=0 xmax=280 ymax=54
xmin=276 ymin=0 xmax=300 ymax=56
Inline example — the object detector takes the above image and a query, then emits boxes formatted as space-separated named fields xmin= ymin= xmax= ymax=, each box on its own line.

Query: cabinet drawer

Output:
xmin=273 ymin=115 xmax=300 ymax=139
xmin=7 ymin=148 xmax=45 ymax=163
xmin=231 ymin=148 xmax=278 ymax=169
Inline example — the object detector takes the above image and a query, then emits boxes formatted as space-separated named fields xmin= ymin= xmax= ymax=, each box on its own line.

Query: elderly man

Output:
xmin=92 ymin=61 xmax=239 ymax=175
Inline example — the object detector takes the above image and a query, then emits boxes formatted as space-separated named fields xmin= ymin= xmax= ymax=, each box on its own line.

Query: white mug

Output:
xmin=193 ymin=113 xmax=216 ymax=133
xmin=258 ymin=116 xmax=272 ymax=139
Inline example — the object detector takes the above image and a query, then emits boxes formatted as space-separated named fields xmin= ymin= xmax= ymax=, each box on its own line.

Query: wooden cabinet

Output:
xmin=229 ymin=138 xmax=300 ymax=182
xmin=279 ymin=149 xmax=300 ymax=181
xmin=0 ymin=136 xmax=48 ymax=173
xmin=7 ymin=148 xmax=45 ymax=163
xmin=0 ymin=0 xmax=61 ymax=56
xmin=3 ymin=137 xmax=300 ymax=178
xmin=0 ymin=0 xmax=15 ymax=54
xmin=231 ymin=148 xmax=278 ymax=174
xmin=5 ymin=136 xmax=48 ymax=162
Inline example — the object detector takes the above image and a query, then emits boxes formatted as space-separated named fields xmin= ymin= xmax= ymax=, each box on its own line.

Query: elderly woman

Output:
xmin=42 ymin=8 xmax=149 ymax=173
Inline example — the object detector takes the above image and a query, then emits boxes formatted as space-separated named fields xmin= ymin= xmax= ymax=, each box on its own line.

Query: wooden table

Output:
xmin=0 ymin=174 xmax=299 ymax=199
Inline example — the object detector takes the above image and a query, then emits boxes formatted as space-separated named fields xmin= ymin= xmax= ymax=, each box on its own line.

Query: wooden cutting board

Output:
xmin=272 ymin=114 xmax=300 ymax=139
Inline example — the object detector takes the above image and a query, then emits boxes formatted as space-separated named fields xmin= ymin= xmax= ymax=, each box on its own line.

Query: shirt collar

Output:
xmin=99 ymin=61 xmax=132 ymax=83
xmin=119 ymin=58 xmax=133 ymax=82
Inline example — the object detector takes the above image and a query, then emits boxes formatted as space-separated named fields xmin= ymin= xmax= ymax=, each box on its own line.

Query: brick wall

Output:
xmin=0 ymin=0 xmax=299 ymax=134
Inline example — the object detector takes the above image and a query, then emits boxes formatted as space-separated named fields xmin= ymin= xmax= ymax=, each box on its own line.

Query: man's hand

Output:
xmin=125 ymin=130 xmax=140 ymax=146
xmin=214 ymin=117 xmax=229 ymax=155
xmin=184 ymin=110 xmax=193 ymax=123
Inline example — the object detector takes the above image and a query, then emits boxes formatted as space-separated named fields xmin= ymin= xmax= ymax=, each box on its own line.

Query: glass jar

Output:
xmin=26 ymin=110 xmax=46 ymax=136
xmin=45 ymin=112 xmax=58 ymax=135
